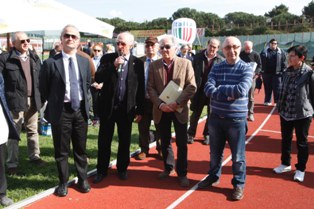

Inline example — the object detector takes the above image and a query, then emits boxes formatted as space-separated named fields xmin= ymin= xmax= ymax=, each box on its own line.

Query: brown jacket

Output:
xmin=147 ymin=56 xmax=196 ymax=124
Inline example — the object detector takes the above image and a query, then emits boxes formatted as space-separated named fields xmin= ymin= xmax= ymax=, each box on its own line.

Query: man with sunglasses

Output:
xmin=0 ymin=31 xmax=45 ymax=176
xmin=147 ymin=35 xmax=196 ymax=187
xmin=93 ymin=31 xmax=145 ymax=183
xmin=40 ymin=25 xmax=91 ymax=197
xmin=260 ymin=39 xmax=287 ymax=106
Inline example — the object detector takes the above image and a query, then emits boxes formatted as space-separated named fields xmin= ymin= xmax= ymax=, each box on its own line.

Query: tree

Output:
xmin=265 ymin=4 xmax=289 ymax=17
xmin=224 ymin=12 xmax=265 ymax=27
xmin=303 ymin=1 xmax=314 ymax=19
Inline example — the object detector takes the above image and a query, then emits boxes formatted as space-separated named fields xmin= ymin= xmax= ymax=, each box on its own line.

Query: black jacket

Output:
xmin=0 ymin=48 xmax=41 ymax=112
xmin=190 ymin=50 xmax=224 ymax=111
xmin=95 ymin=53 xmax=145 ymax=121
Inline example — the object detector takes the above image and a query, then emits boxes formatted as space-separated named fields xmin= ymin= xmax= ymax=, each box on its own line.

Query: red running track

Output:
xmin=19 ymin=89 xmax=314 ymax=209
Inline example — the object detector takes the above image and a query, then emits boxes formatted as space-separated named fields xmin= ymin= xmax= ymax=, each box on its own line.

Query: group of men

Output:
xmin=0 ymin=23 xmax=288 ymax=205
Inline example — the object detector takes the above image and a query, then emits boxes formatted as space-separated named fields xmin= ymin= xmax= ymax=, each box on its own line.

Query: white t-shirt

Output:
xmin=0 ymin=102 xmax=9 ymax=145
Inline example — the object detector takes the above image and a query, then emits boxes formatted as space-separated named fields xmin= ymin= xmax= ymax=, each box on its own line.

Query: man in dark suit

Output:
xmin=147 ymin=35 xmax=196 ymax=187
xmin=39 ymin=25 xmax=91 ymax=197
xmin=0 ymin=72 xmax=19 ymax=206
xmin=187 ymin=38 xmax=224 ymax=145
xmin=48 ymin=42 xmax=62 ymax=58
xmin=93 ymin=32 xmax=145 ymax=184
xmin=137 ymin=36 xmax=162 ymax=160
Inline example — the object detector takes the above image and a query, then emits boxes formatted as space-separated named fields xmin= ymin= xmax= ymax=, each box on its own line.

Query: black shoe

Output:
xmin=232 ymin=187 xmax=244 ymax=200
xmin=187 ymin=135 xmax=194 ymax=144
xmin=118 ymin=171 xmax=128 ymax=180
xmin=78 ymin=180 xmax=91 ymax=193
xmin=55 ymin=183 xmax=68 ymax=197
xmin=197 ymin=176 xmax=220 ymax=189
xmin=93 ymin=173 xmax=107 ymax=184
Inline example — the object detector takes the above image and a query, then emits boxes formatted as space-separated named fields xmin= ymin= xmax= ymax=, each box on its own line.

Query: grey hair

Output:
xmin=60 ymin=24 xmax=80 ymax=40
xmin=117 ymin=31 xmax=135 ymax=47
xmin=159 ymin=35 xmax=178 ymax=47
xmin=11 ymin=31 xmax=27 ymax=43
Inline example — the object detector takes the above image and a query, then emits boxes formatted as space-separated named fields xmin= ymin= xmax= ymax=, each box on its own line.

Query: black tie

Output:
xmin=69 ymin=57 xmax=80 ymax=111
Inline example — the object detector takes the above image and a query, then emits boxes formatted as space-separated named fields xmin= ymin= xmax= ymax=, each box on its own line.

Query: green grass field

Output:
xmin=2 ymin=109 xmax=207 ymax=208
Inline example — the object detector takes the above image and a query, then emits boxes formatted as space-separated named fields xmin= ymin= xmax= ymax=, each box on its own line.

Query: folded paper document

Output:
xmin=159 ymin=80 xmax=183 ymax=113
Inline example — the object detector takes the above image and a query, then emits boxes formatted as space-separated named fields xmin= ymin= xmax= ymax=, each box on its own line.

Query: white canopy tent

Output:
xmin=0 ymin=0 xmax=114 ymax=38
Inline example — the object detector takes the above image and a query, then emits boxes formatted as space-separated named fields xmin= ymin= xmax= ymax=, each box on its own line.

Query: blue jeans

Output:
xmin=207 ymin=114 xmax=247 ymax=188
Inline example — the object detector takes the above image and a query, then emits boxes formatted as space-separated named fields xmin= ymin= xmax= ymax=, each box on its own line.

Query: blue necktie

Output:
xmin=69 ymin=57 xmax=80 ymax=111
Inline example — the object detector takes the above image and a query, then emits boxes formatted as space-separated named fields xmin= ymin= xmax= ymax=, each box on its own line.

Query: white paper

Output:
xmin=159 ymin=80 xmax=183 ymax=113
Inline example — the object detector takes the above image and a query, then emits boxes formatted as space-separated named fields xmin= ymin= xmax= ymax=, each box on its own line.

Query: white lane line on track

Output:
xmin=260 ymin=129 xmax=314 ymax=138
xmin=166 ymin=106 xmax=277 ymax=209
xmin=7 ymin=116 xmax=209 ymax=209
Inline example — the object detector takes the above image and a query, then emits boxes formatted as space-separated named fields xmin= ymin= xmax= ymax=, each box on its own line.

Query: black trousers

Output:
xmin=96 ymin=107 xmax=133 ymax=175
xmin=138 ymin=99 xmax=161 ymax=153
xmin=188 ymin=93 xmax=210 ymax=137
xmin=280 ymin=116 xmax=312 ymax=172
xmin=51 ymin=103 xmax=88 ymax=183
xmin=0 ymin=143 xmax=7 ymax=196
xmin=157 ymin=112 xmax=188 ymax=177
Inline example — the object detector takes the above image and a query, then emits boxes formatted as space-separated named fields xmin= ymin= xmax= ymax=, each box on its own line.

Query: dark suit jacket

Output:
xmin=190 ymin=50 xmax=224 ymax=111
xmin=95 ymin=52 xmax=145 ymax=121
xmin=39 ymin=53 xmax=91 ymax=124
xmin=0 ymin=73 xmax=19 ymax=141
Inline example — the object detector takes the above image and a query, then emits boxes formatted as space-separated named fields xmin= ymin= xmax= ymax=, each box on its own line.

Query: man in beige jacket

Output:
xmin=147 ymin=35 xmax=196 ymax=187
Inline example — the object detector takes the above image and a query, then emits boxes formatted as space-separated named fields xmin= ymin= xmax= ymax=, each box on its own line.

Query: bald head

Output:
xmin=222 ymin=36 xmax=242 ymax=64
xmin=243 ymin=41 xmax=253 ymax=53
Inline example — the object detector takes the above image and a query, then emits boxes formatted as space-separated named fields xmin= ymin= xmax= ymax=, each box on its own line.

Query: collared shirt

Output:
xmin=115 ymin=53 xmax=130 ymax=104
xmin=162 ymin=59 xmax=174 ymax=85
xmin=62 ymin=51 xmax=83 ymax=103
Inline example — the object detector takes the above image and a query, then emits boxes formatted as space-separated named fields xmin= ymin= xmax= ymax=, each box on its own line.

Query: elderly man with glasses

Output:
xmin=0 ymin=31 xmax=46 ymax=176
xmin=93 ymin=31 xmax=145 ymax=184
xmin=198 ymin=36 xmax=253 ymax=201
xmin=147 ymin=35 xmax=196 ymax=187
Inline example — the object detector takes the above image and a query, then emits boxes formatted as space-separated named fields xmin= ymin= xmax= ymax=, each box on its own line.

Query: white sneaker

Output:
xmin=264 ymin=102 xmax=272 ymax=106
xmin=294 ymin=170 xmax=305 ymax=182
xmin=273 ymin=164 xmax=292 ymax=174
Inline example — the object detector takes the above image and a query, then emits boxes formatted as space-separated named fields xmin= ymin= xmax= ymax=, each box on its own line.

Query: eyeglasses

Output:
xmin=160 ymin=45 xmax=172 ymax=50
xmin=145 ymin=43 xmax=155 ymax=48
xmin=20 ymin=39 xmax=30 ymax=44
xmin=94 ymin=49 xmax=101 ymax=52
xmin=224 ymin=45 xmax=240 ymax=50
xmin=116 ymin=42 xmax=126 ymax=46
xmin=63 ymin=33 xmax=79 ymax=40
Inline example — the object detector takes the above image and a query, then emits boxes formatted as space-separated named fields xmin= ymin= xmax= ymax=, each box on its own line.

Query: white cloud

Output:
xmin=109 ymin=9 xmax=123 ymax=18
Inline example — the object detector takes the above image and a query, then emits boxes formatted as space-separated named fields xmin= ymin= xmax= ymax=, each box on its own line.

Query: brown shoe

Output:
xmin=137 ymin=152 xmax=147 ymax=160
xmin=158 ymin=169 xmax=175 ymax=179
xmin=7 ymin=167 xmax=20 ymax=176
xmin=30 ymin=158 xmax=47 ymax=166
xmin=232 ymin=187 xmax=244 ymax=201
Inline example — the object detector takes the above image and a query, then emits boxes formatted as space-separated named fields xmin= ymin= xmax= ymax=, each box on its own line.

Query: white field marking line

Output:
xmin=260 ymin=129 xmax=314 ymax=139
xmin=166 ymin=106 xmax=277 ymax=209
xmin=6 ymin=116 xmax=209 ymax=209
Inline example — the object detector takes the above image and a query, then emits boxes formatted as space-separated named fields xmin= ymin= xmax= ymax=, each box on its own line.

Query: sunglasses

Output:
xmin=160 ymin=45 xmax=172 ymax=50
xmin=224 ymin=45 xmax=240 ymax=50
xmin=63 ymin=33 xmax=78 ymax=40
xmin=94 ymin=49 xmax=101 ymax=52
xmin=116 ymin=42 xmax=126 ymax=46
xmin=145 ymin=43 xmax=155 ymax=48
xmin=20 ymin=39 xmax=30 ymax=44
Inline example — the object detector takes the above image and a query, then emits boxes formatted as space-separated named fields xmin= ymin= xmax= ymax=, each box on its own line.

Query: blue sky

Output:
xmin=55 ymin=0 xmax=309 ymax=22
